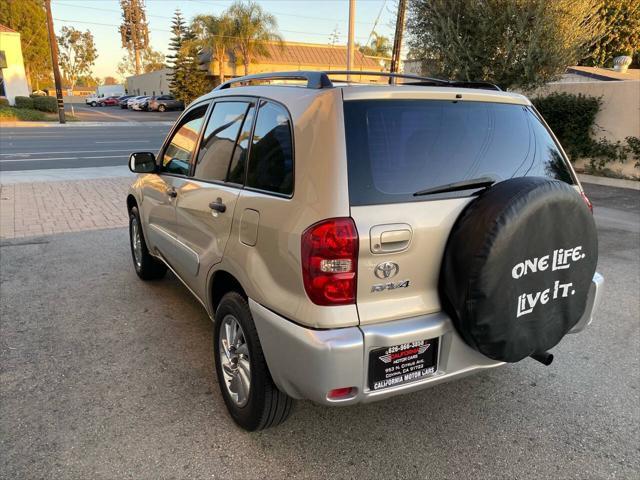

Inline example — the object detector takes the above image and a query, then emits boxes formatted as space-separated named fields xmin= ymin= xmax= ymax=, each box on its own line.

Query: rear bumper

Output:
xmin=251 ymin=273 xmax=603 ymax=406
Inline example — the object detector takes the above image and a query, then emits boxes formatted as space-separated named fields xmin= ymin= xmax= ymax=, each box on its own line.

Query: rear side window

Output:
xmin=246 ymin=100 xmax=294 ymax=195
xmin=343 ymin=100 xmax=574 ymax=206
xmin=194 ymin=101 xmax=249 ymax=182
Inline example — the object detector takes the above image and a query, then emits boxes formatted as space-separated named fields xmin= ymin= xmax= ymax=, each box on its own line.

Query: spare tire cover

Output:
xmin=441 ymin=177 xmax=597 ymax=362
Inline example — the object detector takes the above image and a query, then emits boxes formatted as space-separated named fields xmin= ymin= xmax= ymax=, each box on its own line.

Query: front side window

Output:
xmin=246 ymin=100 xmax=294 ymax=195
xmin=161 ymin=104 xmax=208 ymax=176
xmin=194 ymin=101 xmax=249 ymax=182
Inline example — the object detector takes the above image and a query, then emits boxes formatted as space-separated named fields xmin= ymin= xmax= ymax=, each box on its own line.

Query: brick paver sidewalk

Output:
xmin=0 ymin=178 xmax=130 ymax=239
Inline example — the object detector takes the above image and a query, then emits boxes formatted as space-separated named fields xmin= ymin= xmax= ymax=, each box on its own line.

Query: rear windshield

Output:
xmin=343 ymin=100 xmax=574 ymax=206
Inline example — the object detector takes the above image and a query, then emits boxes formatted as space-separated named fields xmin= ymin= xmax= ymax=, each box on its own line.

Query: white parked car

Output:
xmin=127 ymin=96 xmax=146 ymax=110
xmin=131 ymin=96 xmax=150 ymax=111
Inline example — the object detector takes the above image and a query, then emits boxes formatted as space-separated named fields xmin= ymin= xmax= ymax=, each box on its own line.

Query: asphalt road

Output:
xmin=0 ymin=184 xmax=638 ymax=479
xmin=0 ymin=123 xmax=171 ymax=171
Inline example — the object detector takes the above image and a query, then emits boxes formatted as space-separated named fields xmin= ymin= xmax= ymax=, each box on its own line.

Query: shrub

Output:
xmin=14 ymin=96 xmax=34 ymax=109
xmin=0 ymin=106 xmax=47 ymax=121
xmin=533 ymin=92 xmax=639 ymax=174
xmin=532 ymin=92 xmax=600 ymax=160
xmin=33 ymin=95 xmax=58 ymax=112
xmin=0 ymin=98 xmax=9 ymax=107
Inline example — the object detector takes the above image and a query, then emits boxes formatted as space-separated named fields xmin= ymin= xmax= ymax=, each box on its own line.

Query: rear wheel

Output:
xmin=214 ymin=292 xmax=294 ymax=431
xmin=129 ymin=206 xmax=167 ymax=280
xmin=158 ymin=104 xmax=166 ymax=112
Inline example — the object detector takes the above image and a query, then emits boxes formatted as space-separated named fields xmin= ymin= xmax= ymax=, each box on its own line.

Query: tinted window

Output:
xmin=246 ymin=101 xmax=293 ymax=195
xmin=194 ymin=102 xmax=249 ymax=182
xmin=343 ymin=100 xmax=574 ymax=206
xmin=161 ymin=104 xmax=208 ymax=176
xmin=228 ymin=106 xmax=256 ymax=184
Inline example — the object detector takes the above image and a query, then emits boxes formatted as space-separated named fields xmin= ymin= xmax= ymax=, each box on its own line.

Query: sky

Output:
xmin=50 ymin=0 xmax=397 ymax=79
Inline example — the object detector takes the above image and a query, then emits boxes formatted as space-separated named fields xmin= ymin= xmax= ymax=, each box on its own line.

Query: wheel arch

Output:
xmin=208 ymin=269 xmax=248 ymax=316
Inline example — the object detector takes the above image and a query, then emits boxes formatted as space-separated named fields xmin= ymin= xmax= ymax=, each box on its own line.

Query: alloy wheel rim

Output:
xmin=219 ymin=314 xmax=251 ymax=407
xmin=131 ymin=217 xmax=142 ymax=268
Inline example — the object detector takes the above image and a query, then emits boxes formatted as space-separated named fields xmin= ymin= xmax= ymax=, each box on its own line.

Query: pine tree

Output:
xmin=167 ymin=8 xmax=186 ymax=93
xmin=168 ymin=10 xmax=209 ymax=105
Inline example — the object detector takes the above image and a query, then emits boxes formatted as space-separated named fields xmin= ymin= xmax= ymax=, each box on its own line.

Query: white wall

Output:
xmin=0 ymin=31 xmax=30 ymax=105
xmin=125 ymin=69 xmax=171 ymax=96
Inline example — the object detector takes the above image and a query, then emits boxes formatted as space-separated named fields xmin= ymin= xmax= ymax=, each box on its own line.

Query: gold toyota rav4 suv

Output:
xmin=127 ymin=71 xmax=604 ymax=431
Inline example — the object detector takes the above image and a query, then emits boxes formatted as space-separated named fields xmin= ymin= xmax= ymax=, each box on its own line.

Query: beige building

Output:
xmin=0 ymin=24 xmax=30 ymax=105
xmin=125 ymin=68 xmax=172 ymax=97
xmin=201 ymin=41 xmax=384 ymax=83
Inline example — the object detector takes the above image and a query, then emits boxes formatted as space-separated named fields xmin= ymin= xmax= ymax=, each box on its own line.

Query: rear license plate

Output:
xmin=368 ymin=338 xmax=439 ymax=391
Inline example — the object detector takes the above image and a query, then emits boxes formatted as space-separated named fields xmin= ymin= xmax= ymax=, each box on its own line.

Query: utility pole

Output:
xmin=389 ymin=0 xmax=407 ymax=83
xmin=346 ymin=0 xmax=355 ymax=81
xmin=44 ymin=0 xmax=65 ymax=124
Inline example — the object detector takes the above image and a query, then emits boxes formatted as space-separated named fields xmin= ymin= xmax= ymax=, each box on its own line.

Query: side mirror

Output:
xmin=129 ymin=152 xmax=157 ymax=173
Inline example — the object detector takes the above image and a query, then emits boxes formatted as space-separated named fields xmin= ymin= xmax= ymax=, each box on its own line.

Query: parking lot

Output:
xmin=1 ymin=181 xmax=638 ymax=479
xmin=64 ymin=103 xmax=182 ymax=123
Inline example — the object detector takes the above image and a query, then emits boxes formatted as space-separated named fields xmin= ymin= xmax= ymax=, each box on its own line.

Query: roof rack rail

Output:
xmin=215 ymin=71 xmax=332 ymax=90
xmin=213 ymin=70 xmax=501 ymax=92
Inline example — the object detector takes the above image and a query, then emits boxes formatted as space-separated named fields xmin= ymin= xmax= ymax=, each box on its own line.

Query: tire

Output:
xmin=90 ymin=101 xmax=97 ymax=107
xmin=129 ymin=206 xmax=167 ymax=280
xmin=214 ymin=292 xmax=294 ymax=431
xmin=158 ymin=104 xmax=166 ymax=112
xmin=440 ymin=177 xmax=598 ymax=362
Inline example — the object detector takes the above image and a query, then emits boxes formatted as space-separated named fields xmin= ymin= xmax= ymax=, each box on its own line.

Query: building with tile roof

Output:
xmin=200 ymin=41 xmax=386 ymax=83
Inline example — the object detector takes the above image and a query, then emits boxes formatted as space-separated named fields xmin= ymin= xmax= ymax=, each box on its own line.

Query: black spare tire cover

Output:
xmin=441 ymin=177 xmax=597 ymax=363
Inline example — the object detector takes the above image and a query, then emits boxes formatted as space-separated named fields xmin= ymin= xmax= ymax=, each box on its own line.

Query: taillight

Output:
xmin=581 ymin=191 xmax=593 ymax=213
xmin=301 ymin=217 xmax=358 ymax=306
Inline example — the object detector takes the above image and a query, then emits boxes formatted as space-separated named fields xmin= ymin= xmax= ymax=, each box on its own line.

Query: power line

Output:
xmin=53 ymin=17 xmax=375 ymax=42
xmin=54 ymin=0 xmax=387 ymax=26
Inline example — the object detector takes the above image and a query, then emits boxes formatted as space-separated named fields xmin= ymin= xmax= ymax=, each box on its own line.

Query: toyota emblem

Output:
xmin=374 ymin=261 xmax=399 ymax=279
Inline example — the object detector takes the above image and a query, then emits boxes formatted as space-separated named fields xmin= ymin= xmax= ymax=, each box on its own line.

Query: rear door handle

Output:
xmin=209 ymin=198 xmax=226 ymax=213
xmin=370 ymin=224 xmax=412 ymax=253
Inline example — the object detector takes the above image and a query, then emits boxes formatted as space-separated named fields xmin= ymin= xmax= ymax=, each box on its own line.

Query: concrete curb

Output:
xmin=0 ymin=166 xmax=133 ymax=185
xmin=578 ymin=173 xmax=639 ymax=191
xmin=0 ymin=121 xmax=174 ymax=128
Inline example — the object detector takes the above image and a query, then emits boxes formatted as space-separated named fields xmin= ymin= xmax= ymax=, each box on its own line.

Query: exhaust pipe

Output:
xmin=530 ymin=351 xmax=554 ymax=366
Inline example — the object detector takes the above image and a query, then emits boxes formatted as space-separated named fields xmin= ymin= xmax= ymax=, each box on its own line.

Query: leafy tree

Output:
xmin=581 ymin=0 xmax=640 ymax=67
xmin=74 ymin=75 xmax=99 ymax=87
xmin=227 ymin=1 xmax=282 ymax=75
xmin=0 ymin=0 xmax=51 ymax=89
xmin=116 ymin=47 xmax=165 ymax=77
xmin=119 ymin=0 xmax=149 ymax=75
xmin=166 ymin=8 xmax=186 ymax=79
xmin=57 ymin=26 xmax=97 ymax=90
xmin=359 ymin=32 xmax=392 ymax=58
xmin=191 ymin=13 xmax=235 ymax=84
xmin=103 ymin=76 xmax=118 ymax=85
xmin=407 ymin=0 xmax=605 ymax=89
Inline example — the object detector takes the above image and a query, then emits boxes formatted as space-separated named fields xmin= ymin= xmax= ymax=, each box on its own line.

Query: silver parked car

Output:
xmin=127 ymin=96 xmax=147 ymax=110
xmin=126 ymin=71 xmax=603 ymax=431
xmin=148 ymin=94 xmax=184 ymax=112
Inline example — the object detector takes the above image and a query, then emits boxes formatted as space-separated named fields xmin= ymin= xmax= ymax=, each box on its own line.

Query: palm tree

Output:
xmin=191 ymin=14 xmax=234 ymax=84
xmin=359 ymin=32 xmax=392 ymax=58
xmin=226 ymin=1 xmax=282 ymax=76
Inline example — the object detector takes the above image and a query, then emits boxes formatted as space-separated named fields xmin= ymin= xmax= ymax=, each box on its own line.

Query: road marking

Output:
xmin=95 ymin=140 xmax=150 ymax=144
xmin=0 ymin=148 xmax=161 ymax=156
xmin=0 ymin=155 xmax=126 ymax=163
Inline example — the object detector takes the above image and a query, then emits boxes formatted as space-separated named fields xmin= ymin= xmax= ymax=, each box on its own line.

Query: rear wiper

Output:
xmin=413 ymin=177 xmax=497 ymax=197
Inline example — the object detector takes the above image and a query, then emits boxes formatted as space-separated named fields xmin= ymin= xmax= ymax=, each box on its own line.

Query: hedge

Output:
xmin=33 ymin=95 xmax=57 ymax=113
xmin=14 ymin=96 xmax=34 ymax=109
xmin=533 ymin=92 xmax=639 ymax=173
xmin=0 ymin=98 xmax=9 ymax=107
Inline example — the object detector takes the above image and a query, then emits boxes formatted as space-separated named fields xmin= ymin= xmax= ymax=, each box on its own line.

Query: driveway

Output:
xmin=0 ymin=183 xmax=638 ymax=479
